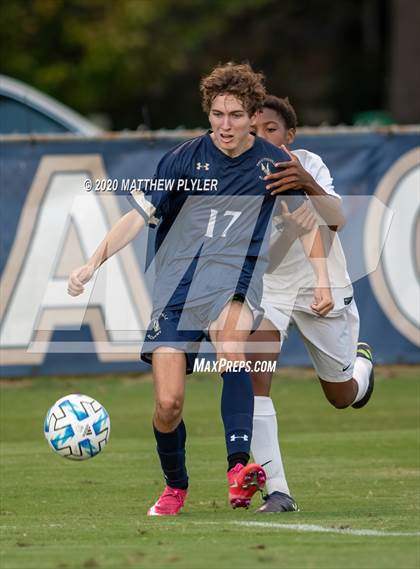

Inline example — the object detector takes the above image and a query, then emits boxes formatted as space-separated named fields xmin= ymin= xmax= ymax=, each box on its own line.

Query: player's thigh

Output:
xmin=247 ymin=318 xmax=281 ymax=359
xmin=293 ymin=304 xmax=359 ymax=383
xmin=152 ymin=347 xmax=187 ymax=406
xmin=210 ymin=299 xmax=253 ymax=354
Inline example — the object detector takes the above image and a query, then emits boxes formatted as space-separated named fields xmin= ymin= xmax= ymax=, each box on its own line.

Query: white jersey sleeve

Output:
xmin=292 ymin=149 xmax=340 ymax=199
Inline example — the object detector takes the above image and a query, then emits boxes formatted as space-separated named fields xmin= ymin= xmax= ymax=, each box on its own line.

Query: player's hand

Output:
xmin=311 ymin=286 xmax=334 ymax=316
xmin=265 ymin=145 xmax=314 ymax=194
xmin=281 ymin=200 xmax=316 ymax=238
xmin=67 ymin=263 xmax=95 ymax=296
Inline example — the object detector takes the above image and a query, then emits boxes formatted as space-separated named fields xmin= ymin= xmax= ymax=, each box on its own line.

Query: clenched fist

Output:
xmin=67 ymin=264 xmax=95 ymax=296
xmin=311 ymin=286 xmax=334 ymax=316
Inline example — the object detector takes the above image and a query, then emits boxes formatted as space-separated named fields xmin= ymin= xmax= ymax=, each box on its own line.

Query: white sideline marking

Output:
xmin=232 ymin=521 xmax=420 ymax=537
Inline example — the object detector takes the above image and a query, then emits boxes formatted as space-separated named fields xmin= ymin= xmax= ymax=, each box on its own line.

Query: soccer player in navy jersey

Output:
xmin=67 ymin=63 xmax=308 ymax=516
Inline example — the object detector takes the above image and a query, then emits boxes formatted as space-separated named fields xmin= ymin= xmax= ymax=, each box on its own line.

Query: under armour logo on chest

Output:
xmin=196 ymin=162 xmax=210 ymax=171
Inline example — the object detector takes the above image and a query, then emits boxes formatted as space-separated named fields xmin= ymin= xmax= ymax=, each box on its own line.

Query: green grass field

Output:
xmin=1 ymin=367 xmax=419 ymax=569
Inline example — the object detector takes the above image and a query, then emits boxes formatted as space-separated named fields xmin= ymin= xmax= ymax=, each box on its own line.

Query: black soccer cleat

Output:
xmin=352 ymin=342 xmax=374 ymax=409
xmin=255 ymin=491 xmax=299 ymax=513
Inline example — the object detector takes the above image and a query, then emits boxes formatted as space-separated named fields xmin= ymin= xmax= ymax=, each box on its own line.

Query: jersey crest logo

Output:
xmin=257 ymin=157 xmax=276 ymax=180
xmin=196 ymin=162 xmax=210 ymax=171
xmin=147 ymin=318 xmax=161 ymax=340
xmin=146 ymin=311 xmax=168 ymax=340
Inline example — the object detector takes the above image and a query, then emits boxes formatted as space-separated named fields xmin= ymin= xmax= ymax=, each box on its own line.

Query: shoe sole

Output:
xmin=256 ymin=499 xmax=299 ymax=513
xmin=231 ymin=497 xmax=251 ymax=509
xmin=147 ymin=509 xmax=180 ymax=516
xmin=147 ymin=505 xmax=183 ymax=516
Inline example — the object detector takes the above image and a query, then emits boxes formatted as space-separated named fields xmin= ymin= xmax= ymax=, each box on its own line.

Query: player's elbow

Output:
xmin=331 ymin=206 xmax=346 ymax=231
xmin=333 ymin=215 xmax=346 ymax=232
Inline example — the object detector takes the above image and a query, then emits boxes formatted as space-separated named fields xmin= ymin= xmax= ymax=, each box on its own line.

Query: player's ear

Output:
xmin=287 ymin=128 xmax=296 ymax=145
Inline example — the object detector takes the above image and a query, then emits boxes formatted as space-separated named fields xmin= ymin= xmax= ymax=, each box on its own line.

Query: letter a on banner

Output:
xmin=0 ymin=155 xmax=152 ymax=365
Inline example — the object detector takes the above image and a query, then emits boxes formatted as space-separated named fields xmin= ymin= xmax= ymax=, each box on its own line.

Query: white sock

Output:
xmin=352 ymin=356 xmax=372 ymax=404
xmin=251 ymin=396 xmax=290 ymax=495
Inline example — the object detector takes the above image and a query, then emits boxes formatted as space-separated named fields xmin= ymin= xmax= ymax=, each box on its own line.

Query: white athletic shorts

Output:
xmin=261 ymin=298 xmax=360 ymax=383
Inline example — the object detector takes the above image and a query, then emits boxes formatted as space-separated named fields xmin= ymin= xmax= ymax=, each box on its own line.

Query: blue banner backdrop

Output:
xmin=1 ymin=128 xmax=419 ymax=376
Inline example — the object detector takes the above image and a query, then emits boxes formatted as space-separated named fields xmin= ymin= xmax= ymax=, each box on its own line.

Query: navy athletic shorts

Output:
xmin=141 ymin=293 xmax=263 ymax=374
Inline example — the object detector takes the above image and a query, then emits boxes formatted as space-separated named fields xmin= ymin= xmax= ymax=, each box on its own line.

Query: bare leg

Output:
xmin=247 ymin=319 xmax=280 ymax=396
xmin=152 ymin=347 xmax=186 ymax=432
xmin=247 ymin=320 xmax=292 ymax=499
xmin=148 ymin=346 xmax=190 ymax=512
xmin=209 ymin=299 xmax=253 ymax=362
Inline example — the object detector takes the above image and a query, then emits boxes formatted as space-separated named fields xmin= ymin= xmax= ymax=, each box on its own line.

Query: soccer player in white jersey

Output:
xmin=249 ymin=95 xmax=374 ymax=513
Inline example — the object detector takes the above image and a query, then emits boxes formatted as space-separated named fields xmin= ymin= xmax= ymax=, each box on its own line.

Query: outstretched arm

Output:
xmin=67 ymin=209 xmax=145 ymax=296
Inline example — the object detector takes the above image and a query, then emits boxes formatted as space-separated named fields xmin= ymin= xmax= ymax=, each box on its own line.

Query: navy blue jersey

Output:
xmin=127 ymin=132 xmax=305 ymax=313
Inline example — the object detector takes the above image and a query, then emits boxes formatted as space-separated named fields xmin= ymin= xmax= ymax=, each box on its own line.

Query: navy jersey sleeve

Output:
xmin=127 ymin=148 xmax=180 ymax=227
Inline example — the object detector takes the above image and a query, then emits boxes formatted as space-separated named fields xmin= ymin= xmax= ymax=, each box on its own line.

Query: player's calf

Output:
xmin=320 ymin=378 xmax=358 ymax=409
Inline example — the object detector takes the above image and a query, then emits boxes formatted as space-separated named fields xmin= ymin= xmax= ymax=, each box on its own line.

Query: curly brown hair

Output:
xmin=200 ymin=62 xmax=266 ymax=117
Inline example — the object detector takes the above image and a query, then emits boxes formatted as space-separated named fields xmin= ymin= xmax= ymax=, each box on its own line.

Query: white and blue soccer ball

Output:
xmin=44 ymin=394 xmax=110 ymax=460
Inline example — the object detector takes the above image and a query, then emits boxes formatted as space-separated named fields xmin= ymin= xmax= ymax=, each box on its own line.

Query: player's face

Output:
xmin=254 ymin=107 xmax=295 ymax=147
xmin=209 ymin=95 xmax=255 ymax=157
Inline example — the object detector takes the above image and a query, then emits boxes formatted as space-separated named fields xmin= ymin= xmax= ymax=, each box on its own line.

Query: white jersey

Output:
xmin=263 ymin=149 xmax=353 ymax=315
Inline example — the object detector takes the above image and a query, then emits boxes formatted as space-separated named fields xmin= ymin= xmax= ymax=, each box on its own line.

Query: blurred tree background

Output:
xmin=1 ymin=0 xmax=418 ymax=129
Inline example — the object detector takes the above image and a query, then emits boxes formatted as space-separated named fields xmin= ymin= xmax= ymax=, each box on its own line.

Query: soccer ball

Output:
xmin=44 ymin=394 xmax=110 ymax=460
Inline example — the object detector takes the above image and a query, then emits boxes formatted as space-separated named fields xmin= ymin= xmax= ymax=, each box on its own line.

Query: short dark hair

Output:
xmin=200 ymin=62 xmax=266 ymax=117
xmin=263 ymin=95 xmax=297 ymax=130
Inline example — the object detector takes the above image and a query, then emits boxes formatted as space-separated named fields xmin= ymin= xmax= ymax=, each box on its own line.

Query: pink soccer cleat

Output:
xmin=147 ymin=486 xmax=188 ymax=516
xmin=227 ymin=463 xmax=266 ymax=509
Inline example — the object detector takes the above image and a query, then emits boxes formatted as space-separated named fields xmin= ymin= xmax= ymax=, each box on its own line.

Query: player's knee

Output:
xmin=219 ymin=341 xmax=246 ymax=365
xmin=155 ymin=397 xmax=183 ymax=425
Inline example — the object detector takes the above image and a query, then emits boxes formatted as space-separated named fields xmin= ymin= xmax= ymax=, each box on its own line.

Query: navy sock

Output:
xmin=228 ymin=452 xmax=249 ymax=471
xmin=221 ymin=369 xmax=254 ymax=467
xmin=153 ymin=420 xmax=188 ymax=490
